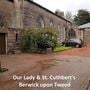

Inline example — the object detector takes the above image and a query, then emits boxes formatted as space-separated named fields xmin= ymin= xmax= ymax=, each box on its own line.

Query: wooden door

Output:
xmin=0 ymin=33 xmax=6 ymax=54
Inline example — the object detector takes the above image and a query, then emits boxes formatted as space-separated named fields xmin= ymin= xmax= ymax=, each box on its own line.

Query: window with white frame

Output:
xmin=50 ymin=21 xmax=54 ymax=28
xmin=37 ymin=15 xmax=45 ymax=28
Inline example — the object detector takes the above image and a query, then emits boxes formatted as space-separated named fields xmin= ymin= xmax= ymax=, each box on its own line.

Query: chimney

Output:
xmin=55 ymin=9 xmax=64 ymax=17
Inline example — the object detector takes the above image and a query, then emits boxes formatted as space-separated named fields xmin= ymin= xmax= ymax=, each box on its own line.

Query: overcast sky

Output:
xmin=34 ymin=0 xmax=90 ymax=15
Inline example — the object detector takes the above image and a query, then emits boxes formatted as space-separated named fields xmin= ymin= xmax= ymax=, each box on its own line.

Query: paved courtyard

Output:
xmin=0 ymin=46 xmax=90 ymax=90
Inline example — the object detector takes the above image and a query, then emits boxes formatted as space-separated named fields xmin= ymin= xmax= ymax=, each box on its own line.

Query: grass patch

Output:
xmin=54 ymin=46 xmax=72 ymax=52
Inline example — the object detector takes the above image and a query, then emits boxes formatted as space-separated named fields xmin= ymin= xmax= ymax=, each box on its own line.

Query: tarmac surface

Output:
xmin=0 ymin=46 xmax=90 ymax=90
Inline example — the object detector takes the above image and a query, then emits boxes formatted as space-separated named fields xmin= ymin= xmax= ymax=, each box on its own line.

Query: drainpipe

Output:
xmin=83 ymin=29 xmax=85 ymax=46
xmin=5 ymin=33 xmax=8 ymax=54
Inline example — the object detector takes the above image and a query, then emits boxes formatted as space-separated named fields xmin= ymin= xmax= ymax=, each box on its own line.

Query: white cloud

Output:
xmin=34 ymin=0 xmax=90 ymax=15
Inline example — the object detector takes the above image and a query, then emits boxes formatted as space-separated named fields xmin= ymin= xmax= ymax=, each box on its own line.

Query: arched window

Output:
xmin=50 ymin=21 xmax=54 ymax=28
xmin=57 ymin=24 xmax=61 ymax=35
xmin=37 ymin=15 xmax=45 ymax=28
xmin=57 ymin=24 xmax=60 ymax=30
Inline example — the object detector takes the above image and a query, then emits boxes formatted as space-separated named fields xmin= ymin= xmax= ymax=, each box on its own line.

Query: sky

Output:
xmin=34 ymin=0 xmax=90 ymax=15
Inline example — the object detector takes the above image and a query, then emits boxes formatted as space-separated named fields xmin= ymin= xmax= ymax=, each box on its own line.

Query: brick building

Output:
xmin=0 ymin=0 xmax=74 ymax=54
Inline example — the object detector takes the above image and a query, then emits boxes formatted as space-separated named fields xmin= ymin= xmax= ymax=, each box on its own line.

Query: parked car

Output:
xmin=62 ymin=38 xmax=83 ymax=48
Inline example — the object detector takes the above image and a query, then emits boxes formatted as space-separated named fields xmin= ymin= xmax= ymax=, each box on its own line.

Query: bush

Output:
xmin=20 ymin=29 xmax=37 ymax=52
xmin=36 ymin=29 xmax=58 ymax=50
xmin=21 ymin=28 xmax=58 ymax=52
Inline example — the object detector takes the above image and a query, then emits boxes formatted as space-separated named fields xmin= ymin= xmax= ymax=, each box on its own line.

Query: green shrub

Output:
xmin=21 ymin=28 xmax=58 ymax=52
xmin=21 ymin=29 xmax=37 ymax=52
xmin=36 ymin=29 xmax=58 ymax=50
xmin=54 ymin=46 xmax=72 ymax=52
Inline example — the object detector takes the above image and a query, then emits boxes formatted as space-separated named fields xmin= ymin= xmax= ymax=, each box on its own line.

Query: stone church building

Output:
xmin=0 ymin=0 xmax=75 ymax=54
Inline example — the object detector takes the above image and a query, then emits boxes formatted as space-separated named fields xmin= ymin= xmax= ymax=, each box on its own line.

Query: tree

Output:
xmin=65 ymin=11 xmax=73 ymax=22
xmin=74 ymin=9 xmax=90 ymax=25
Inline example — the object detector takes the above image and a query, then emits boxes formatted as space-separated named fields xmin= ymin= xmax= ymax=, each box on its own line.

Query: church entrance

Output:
xmin=0 ymin=33 xmax=6 ymax=54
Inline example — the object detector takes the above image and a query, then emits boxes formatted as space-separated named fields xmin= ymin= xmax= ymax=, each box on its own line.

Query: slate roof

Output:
xmin=78 ymin=23 xmax=90 ymax=29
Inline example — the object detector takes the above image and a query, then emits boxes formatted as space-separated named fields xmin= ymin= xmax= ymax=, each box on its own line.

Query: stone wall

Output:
xmin=0 ymin=0 xmax=15 ymax=52
xmin=22 ymin=1 xmax=68 ymax=29
xmin=22 ymin=0 xmax=72 ymax=42
xmin=0 ymin=0 xmax=14 ymax=27
xmin=0 ymin=0 xmax=23 ymax=52
xmin=84 ymin=29 xmax=90 ymax=45
xmin=0 ymin=0 xmax=72 ymax=37
xmin=0 ymin=0 xmax=72 ymax=53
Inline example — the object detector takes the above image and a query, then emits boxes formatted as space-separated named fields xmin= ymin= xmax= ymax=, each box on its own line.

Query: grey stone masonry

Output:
xmin=0 ymin=0 xmax=73 ymax=53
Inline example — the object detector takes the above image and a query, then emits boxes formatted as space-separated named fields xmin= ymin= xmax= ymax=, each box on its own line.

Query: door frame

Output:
xmin=0 ymin=33 xmax=7 ymax=54
xmin=5 ymin=33 xmax=8 ymax=54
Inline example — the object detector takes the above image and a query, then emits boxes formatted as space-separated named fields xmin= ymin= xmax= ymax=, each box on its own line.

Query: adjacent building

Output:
xmin=78 ymin=22 xmax=90 ymax=45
